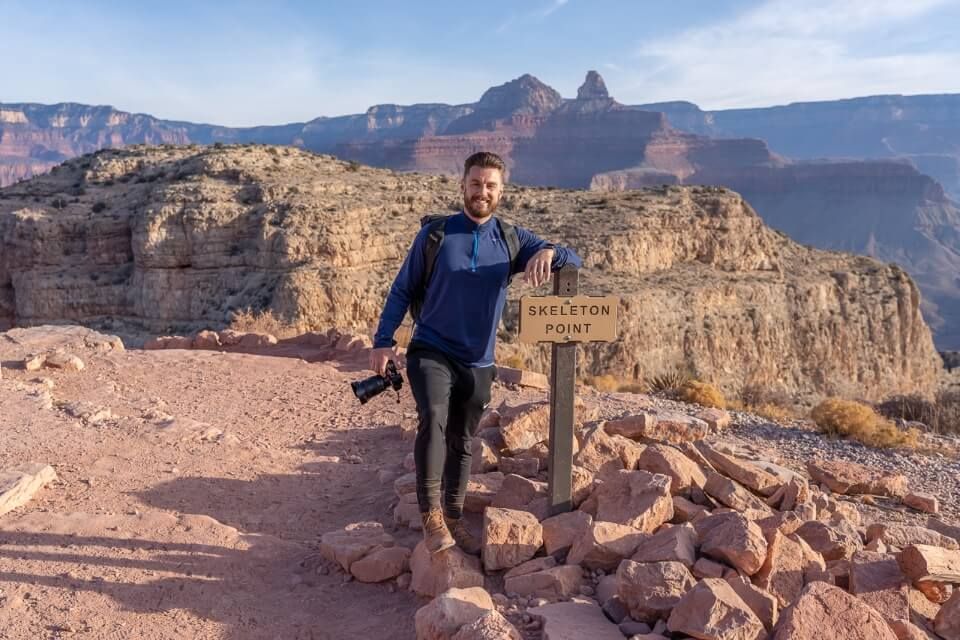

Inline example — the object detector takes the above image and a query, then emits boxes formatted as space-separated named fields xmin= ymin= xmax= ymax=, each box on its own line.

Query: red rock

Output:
xmin=630 ymin=523 xmax=697 ymax=568
xmin=617 ymin=559 xmax=697 ymax=623
xmin=636 ymin=444 xmax=707 ymax=496
xmin=528 ymin=601 xmax=625 ymax=640
xmin=726 ymin=574 xmax=779 ymax=632
xmin=495 ymin=366 xmax=549 ymax=390
xmin=645 ymin=410 xmax=709 ymax=444
xmin=806 ymin=459 xmax=908 ymax=498
xmin=904 ymin=493 xmax=939 ymax=515
xmin=671 ymin=495 xmax=710 ymax=523
xmin=696 ymin=407 xmax=732 ymax=430
xmin=470 ymin=439 xmax=499 ymax=474
xmin=889 ymin=619 xmax=935 ymax=640
xmin=693 ymin=557 xmax=727 ymax=579
xmin=703 ymin=470 xmax=774 ymax=514
xmin=753 ymin=529 xmax=810 ymax=607
xmin=771 ymin=581 xmax=897 ymax=640
xmin=935 ymin=591 xmax=960 ymax=639
xmin=238 ymin=332 xmax=278 ymax=347
xmin=697 ymin=512 xmax=768 ymax=576
xmin=916 ymin=579 xmax=952 ymax=604
xmin=498 ymin=456 xmax=538 ymax=477
xmin=414 ymin=587 xmax=495 ymax=640
xmin=574 ymin=424 xmax=642 ymax=477
xmin=898 ymin=544 xmax=960 ymax=583
xmin=499 ymin=403 xmax=551 ymax=454
xmin=866 ymin=524 xmax=958 ymax=551
xmin=593 ymin=470 xmax=673 ymax=533
xmin=566 ymin=521 xmax=646 ymax=571
xmin=410 ymin=541 xmax=485 ymax=597
xmin=319 ymin=521 xmax=395 ymax=572
xmin=481 ymin=507 xmax=543 ymax=571
xmin=794 ymin=519 xmax=863 ymax=561
xmin=504 ymin=565 xmax=583 ymax=599
xmin=451 ymin=610 xmax=522 ymax=640
xmin=192 ymin=330 xmax=221 ymax=349
xmin=604 ymin=412 xmax=657 ymax=439
xmin=491 ymin=474 xmax=548 ymax=520
xmin=695 ymin=442 xmax=781 ymax=496
xmin=350 ymin=546 xmax=411 ymax=583
xmin=848 ymin=550 xmax=910 ymax=622
xmin=667 ymin=578 xmax=765 ymax=640
xmin=218 ymin=329 xmax=244 ymax=346
xmin=463 ymin=472 xmax=504 ymax=513
xmin=542 ymin=510 xmax=593 ymax=556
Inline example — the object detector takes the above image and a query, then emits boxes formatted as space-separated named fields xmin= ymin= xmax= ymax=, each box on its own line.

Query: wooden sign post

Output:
xmin=518 ymin=264 xmax=619 ymax=516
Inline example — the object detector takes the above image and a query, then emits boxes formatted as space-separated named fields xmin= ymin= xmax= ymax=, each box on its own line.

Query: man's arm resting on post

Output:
xmin=370 ymin=232 xmax=427 ymax=374
xmin=513 ymin=226 xmax=583 ymax=287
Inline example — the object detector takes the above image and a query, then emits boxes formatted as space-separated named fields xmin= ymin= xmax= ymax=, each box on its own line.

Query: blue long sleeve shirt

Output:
xmin=373 ymin=211 xmax=583 ymax=367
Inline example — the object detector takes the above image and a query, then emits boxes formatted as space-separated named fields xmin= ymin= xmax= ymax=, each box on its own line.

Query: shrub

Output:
xmin=875 ymin=394 xmax=936 ymax=426
xmin=584 ymin=374 xmax=620 ymax=392
xmin=677 ymin=380 xmax=726 ymax=409
xmin=811 ymin=398 xmax=918 ymax=449
xmin=500 ymin=353 xmax=525 ymax=370
xmin=935 ymin=389 xmax=960 ymax=435
xmin=227 ymin=308 xmax=299 ymax=339
xmin=734 ymin=383 xmax=798 ymax=422
xmin=646 ymin=369 xmax=692 ymax=394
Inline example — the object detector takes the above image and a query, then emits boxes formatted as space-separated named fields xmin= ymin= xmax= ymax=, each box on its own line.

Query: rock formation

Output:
xmin=0 ymin=144 xmax=941 ymax=400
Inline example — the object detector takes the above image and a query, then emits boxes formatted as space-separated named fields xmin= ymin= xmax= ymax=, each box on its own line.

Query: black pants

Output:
xmin=406 ymin=342 xmax=496 ymax=519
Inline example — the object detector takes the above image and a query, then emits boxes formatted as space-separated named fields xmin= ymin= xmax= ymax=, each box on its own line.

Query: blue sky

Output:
xmin=2 ymin=0 xmax=959 ymax=126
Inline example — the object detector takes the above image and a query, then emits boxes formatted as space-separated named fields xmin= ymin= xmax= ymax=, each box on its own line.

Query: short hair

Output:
xmin=463 ymin=151 xmax=507 ymax=178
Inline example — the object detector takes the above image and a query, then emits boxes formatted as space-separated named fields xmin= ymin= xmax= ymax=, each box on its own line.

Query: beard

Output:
xmin=464 ymin=193 xmax=500 ymax=220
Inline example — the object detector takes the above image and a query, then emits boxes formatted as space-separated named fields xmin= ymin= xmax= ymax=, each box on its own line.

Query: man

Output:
xmin=369 ymin=151 xmax=582 ymax=554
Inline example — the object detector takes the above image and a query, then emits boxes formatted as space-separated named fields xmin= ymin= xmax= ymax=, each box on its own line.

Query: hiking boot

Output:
xmin=421 ymin=508 xmax=456 ymax=553
xmin=445 ymin=515 xmax=482 ymax=556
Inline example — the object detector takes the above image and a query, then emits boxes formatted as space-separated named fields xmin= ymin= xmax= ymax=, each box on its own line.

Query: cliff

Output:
xmin=0 ymin=145 xmax=941 ymax=401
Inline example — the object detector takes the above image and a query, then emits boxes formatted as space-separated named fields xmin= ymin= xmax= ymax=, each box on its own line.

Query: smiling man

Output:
xmin=369 ymin=151 xmax=582 ymax=554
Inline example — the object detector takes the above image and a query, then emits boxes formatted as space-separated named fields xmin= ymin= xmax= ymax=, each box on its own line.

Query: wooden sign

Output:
xmin=518 ymin=294 xmax=619 ymax=343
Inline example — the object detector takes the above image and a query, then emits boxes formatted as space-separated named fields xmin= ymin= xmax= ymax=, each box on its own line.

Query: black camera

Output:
xmin=351 ymin=360 xmax=404 ymax=404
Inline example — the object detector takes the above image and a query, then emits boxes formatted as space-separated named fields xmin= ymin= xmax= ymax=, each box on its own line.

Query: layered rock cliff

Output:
xmin=0 ymin=145 xmax=940 ymax=401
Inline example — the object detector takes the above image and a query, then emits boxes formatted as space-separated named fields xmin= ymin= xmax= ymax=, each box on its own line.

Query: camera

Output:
xmin=351 ymin=360 xmax=404 ymax=404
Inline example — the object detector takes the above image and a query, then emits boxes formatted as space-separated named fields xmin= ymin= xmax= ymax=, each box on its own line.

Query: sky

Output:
xmin=2 ymin=0 xmax=959 ymax=127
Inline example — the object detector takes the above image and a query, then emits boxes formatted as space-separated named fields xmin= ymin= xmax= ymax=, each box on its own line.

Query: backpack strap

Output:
xmin=411 ymin=214 xmax=449 ymax=323
xmin=496 ymin=218 xmax=521 ymax=285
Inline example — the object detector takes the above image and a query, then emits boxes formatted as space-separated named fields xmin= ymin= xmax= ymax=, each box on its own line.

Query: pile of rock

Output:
xmin=357 ymin=400 xmax=960 ymax=639
xmin=144 ymin=329 xmax=279 ymax=350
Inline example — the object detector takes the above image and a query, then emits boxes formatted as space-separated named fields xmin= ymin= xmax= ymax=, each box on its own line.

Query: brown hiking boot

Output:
xmin=421 ymin=508 xmax=456 ymax=553
xmin=445 ymin=516 xmax=482 ymax=556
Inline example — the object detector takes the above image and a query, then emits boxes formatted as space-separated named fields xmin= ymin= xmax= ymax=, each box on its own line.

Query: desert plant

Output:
xmin=875 ymin=394 xmax=936 ymax=428
xmin=584 ymin=374 xmax=620 ymax=392
xmin=227 ymin=308 xmax=299 ymax=339
xmin=677 ymin=380 xmax=726 ymax=409
xmin=811 ymin=398 xmax=918 ymax=449
xmin=934 ymin=389 xmax=960 ymax=435
xmin=500 ymin=353 xmax=525 ymax=370
xmin=646 ymin=369 xmax=693 ymax=394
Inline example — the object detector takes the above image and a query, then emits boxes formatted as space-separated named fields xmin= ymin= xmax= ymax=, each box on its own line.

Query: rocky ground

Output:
xmin=1 ymin=325 xmax=959 ymax=639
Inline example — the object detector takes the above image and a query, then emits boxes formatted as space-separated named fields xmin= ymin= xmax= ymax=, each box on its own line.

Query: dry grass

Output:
xmin=581 ymin=374 xmax=649 ymax=394
xmin=500 ymin=353 xmax=526 ymax=370
xmin=677 ymin=380 xmax=726 ymax=409
xmin=227 ymin=308 xmax=300 ymax=339
xmin=875 ymin=391 xmax=960 ymax=435
xmin=811 ymin=397 xmax=919 ymax=449
xmin=729 ymin=383 xmax=799 ymax=423
xmin=646 ymin=369 xmax=693 ymax=394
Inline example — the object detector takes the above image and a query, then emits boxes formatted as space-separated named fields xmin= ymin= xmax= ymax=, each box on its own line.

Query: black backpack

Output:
xmin=409 ymin=214 xmax=521 ymax=322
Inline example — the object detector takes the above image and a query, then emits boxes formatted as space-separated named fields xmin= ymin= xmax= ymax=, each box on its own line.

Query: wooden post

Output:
xmin=547 ymin=264 xmax=579 ymax=516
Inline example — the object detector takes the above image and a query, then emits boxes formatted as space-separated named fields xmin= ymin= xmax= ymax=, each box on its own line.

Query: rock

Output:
xmin=23 ymin=353 xmax=46 ymax=370
xmin=498 ymin=457 xmax=538 ymax=477
xmin=601 ymin=595 xmax=628 ymax=624
xmin=928 ymin=517 xmax=960 ymax=544
xmin=499 ymin=403 xmax=551 ymax=454
xmin=604 ymin=412 xmax=657 ymax=439
xmin=542 ymin=510 xmax=593 ymax=556
xmin=394 ymin=472 xmax=417 ymax=498
xmin=645 ymin=410 xmax=709 ymax=444
xmin=471 ymin=439 xmax=499 ymax=474
xmin=566 ymin=521 xmax=646 ymax=571
xmin=394 ymin=493 xmax=422 ymax=530
xmin=725 ymin=574 xmax=778 ymax=632
xmin=848 ymin=551 xmax=910 ymax=622
xmin=595 ymin=573 xmax=618 ymax=604
xmin=451 ymin=610 xmax=522 ymax=640
xmin=935 ymin=591 xmax=960 ymax=639
xmin=667 ymin=578 xmax=765 ymax=640
xmin=752 ymin=529 xmax=812 ymax=607
xmin=866 ymin=524 xmax=958 ymax=551
xmin=593 ymin=470 xmax=673 ymax=533
xmin=319 ymin=522 xmax=395 ymax=573
xmin=806 ymin=459 xmax=908 ymax=498
xmin=916 ymin=580 xmax=953 ymax=604
xmin=496 ymin=366 xmax=549 ymax=390
xmin=504 ymin=565 xmax=583 ymax=599
xmin=43 ymin=351 xmax=85 ymax=371
xmin=630 ymin=523 xmax=697 ymax=568
xmin=697 ymin=512 xmax=768 ymax=576
xmin=410 ymin=542 xmax=485 ymax=597
xmin=671 ymin=495 xmax=709 ymax=523
xmin=778 ymin=476 xmax=811 ymax=512
xmin=696 ymin=407 xmax=732 ymax=431
xmin=574 ymin=424 xmax=643 ymax=477
xmin=571 ymin=465 xmax=595 ymax=507
xmin=192 ymin=330 xmax=222 ymax=349
xmin=528 ymin=601 xmax=624 ymax=640
xmin=414 ymin=587 xmax=495 ymax=640
xmin=695 ymin=442 xmax=780 ymax=496
xmin=889 ymin=619 xmax=935 ymax=640
xmin=618 ymin=620 xmax=653 ymax=637
xmin=504 ymin=556 xmax=557 ymax=580
xmin=898 ymin=544 xmax=960 ymax=583
xmin=491 ymin=474 xmax=549 ymax=520
xmin=636 ymin=444 xmax=706 ymax=496
xmin=771 ymin=581 xmax=897 ymax=640
xmin=0 ymin=463 xmax=57 ymax=517
xmin=794 ymin=519 xmax=863 ymax=561
xmin=464 ymin=472 xmax=505 ymax=513
xmin=218 ymin=329 xmax=244 ymax=346
xmin=404 ymin=452 xmax=416 ymax=472
xmin=703 ymin=470 xmax=773 ymax=514
xmin=238 ymin=332 xmax=278 ymax=347
xmin=903 ymin=493 xmax=939 ymax=514
xmin=350 ymin=546 xmax=411 ymax=583
xmin=482 ymin=507 xmax=543 ymax=571
xmin=617 ymin=559 xmax=697 ymax=623
xmin=693 ymin=557 xmax=727 ymax=579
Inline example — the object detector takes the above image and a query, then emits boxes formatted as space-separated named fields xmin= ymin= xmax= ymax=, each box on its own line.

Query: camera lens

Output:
xmin=351 ymin=374 xmax=390 ymax=404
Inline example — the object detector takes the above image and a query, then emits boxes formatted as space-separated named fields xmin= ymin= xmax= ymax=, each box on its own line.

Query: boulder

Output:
xmin=903 ymin=493 xmax=939 ymax=515
xmin=542 ymin=510 xmax=593 ymax=556
xmin=617 ymin=559 xmax=697 ymax=623
xmin=471 ymin=439 xmax=499 ymax=474
xmin=528 ymin=601 xmax=624 ymax=640
xmin=491 ymin=474 xmax=549 ymax=520
xmin=771 ymin=581 xmax=897 ymax=640
xmin=451 ymin=610 xmax=521 ymax=640
xmin=703 ymin=470 xmax=774 ymax=514
xmin=499 ymin=403 xmax=551 ymax=454
xmin=481 ymin=507 xmax=543 ymax=571
xmin=898 ymin=544 xmax=960 ymax=583
xmin=794 ymin=519 xmax=863 ymax=561
xmin=192 ymin=330 xmax=221 ymax=349
xmin=671 ymin=495 xmax=709 ymax=523
xmin=566 ymin=521 xmax=646 ymax=571
xmin=636 ymin=444 xmax=706 ymax=496
xmin=630 ymin=523 xmax=697 ymax=568
xmin=574 ymin=424 xmax=643 ymax=477
xmin=464 ymin=473 xmax=505 ymax=513
xmin=504 ymin=565 xmax=583 ymax=599
xmin=0 ymin=463 xmax=58 ymax=518
xmin=495 ymin=366 xmax=549 ymax=390
xmin=645 ymin=410 xmax=709 ymax=444
xmin=43 ymin=351 xmax=85 ymax=371
xmin=414 ymin=587 xmax=494 ymax=640
xmin=498 ymin=457 xmax=538 ymax=477
xmin=806 ymin=459 xmax=908 ymax=498
xmin=847 ymin=551 xmax=910 ymax=622
xmin=726 ymin=574 xmax=779 ymax=632
xmin=593 ymin=470 xmax=673 ymax=533
xmin=696 ymin=407 xmax=732 ymax=431
xmin=604 ymin=412 xmax=657 ymax=439
xmin=319 ymin=522 xmax=395 ymax=573
xmin=753 ymin=529 xmax=812 ymax=607
xmin=667 ymin=578 xmax=765 ymax=640
xmin=697 ymin=512 xmax=768 ymax=576
xmin=350 ymin=546 xmax=411 ymax=583
xmin=928 ymin=517 xmax=960 ymax=544
xmin=410 ymin=542 xmax=485 ymax=597
xmin=935 ymin=591 xmax=960 ymax=640
xmin=866 ymin=524 xmax=959 ymax=551
xmin=695 ymin=442 xmax=781 ymax=496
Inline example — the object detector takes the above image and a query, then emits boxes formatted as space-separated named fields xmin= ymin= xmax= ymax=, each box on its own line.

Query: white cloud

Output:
xmin=497 ymin=0 xmax=571 ymax=34
xmin=615 ymin=0 xmax=960 ymax=108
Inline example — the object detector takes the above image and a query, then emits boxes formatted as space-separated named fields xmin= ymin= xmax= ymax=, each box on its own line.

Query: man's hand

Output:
xmin=369 ymin=347 xmax=399 ymax=376
xmin=523 ymin=248 xmax=555 ymax=288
